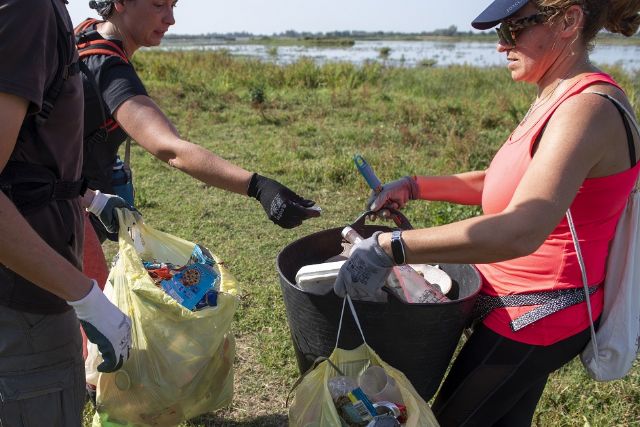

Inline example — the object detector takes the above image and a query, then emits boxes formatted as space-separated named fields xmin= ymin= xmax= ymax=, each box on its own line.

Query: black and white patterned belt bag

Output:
xmin=472 ymin=285 xmax=601 ymax=332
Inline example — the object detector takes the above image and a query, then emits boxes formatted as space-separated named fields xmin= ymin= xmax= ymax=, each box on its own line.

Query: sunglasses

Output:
xmin=496 ymin=12 xmax=549 ymax=46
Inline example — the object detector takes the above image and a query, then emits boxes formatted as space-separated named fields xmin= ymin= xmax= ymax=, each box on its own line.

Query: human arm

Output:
xmin=368 ymin=171 xmax=486 ymax=214
xmin=113 ymin=95 xmax=320 ymax=227
xmin=373 ymin=93 xmax=625 ymax=265
xmin=0 ymin=93 xmax=92 ymax=300
xmin=414 ymin=171 xmax=487 ymax=205
xmin=0 ymin=92 xmax=130 ymax=372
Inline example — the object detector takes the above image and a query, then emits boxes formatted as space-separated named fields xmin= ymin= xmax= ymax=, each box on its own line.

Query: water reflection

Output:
xmin=157 ymin=40 xmax=640 ymax=72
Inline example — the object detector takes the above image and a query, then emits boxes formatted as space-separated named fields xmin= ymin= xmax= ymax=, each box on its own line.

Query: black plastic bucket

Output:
xmin=277 ymin=212 xmax=482 ymax=402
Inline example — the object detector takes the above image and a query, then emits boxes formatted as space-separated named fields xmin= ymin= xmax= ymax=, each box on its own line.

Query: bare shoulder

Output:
xmin=545 ymin=84 xmax=636 ymax=176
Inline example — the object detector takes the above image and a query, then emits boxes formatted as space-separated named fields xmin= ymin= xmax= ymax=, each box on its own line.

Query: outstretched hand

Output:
xmin=248 ymin=173 xmax=321 ymax=229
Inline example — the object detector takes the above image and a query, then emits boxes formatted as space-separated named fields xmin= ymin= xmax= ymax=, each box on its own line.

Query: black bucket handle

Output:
xmin=350 ymin=208 xmax=413 ymax=231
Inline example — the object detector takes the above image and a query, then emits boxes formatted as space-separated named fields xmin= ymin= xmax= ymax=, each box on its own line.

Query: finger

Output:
xmin=287 ymin=191 xmax=316 ymax=208
xmin=370 ymin=195 xmax=387 ymax=212
xmin=298 ymin=198 xmax=316 ymax=208
xmin=365 ymin=191 xmax=378 ymax=210
xmin=96 ymin=347 xmax=120 ymax=373
xmin=289 ymin=202 xmax=321 ymax=219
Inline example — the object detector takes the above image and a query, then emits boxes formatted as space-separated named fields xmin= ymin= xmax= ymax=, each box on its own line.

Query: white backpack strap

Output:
xmin=566 ymin=209 xmax=599 ymax=360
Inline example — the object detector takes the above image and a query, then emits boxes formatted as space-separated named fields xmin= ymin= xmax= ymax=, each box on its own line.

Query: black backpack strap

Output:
xmin=79 ymin=60 xmax=109 ymax=145
xmin=592 ymin=92 xmax=638 ymax=168
xmin=35 ymin=0 xmax=79 ymax=126
xmin=75 ymin=22 xmax=129 ymax=145
xmin=0 ymin=162 xmax=87 ymax=215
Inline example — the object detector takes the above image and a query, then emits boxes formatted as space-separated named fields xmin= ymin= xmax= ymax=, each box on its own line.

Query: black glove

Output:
xmin=247 ymin=173 xmax=320 ymax=229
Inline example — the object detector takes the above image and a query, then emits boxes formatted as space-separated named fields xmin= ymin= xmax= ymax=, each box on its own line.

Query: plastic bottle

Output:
xmin=341 ymin=226 xmax=363 ymax=246
xmin=390 ymin=264 xmax=450 ymax=304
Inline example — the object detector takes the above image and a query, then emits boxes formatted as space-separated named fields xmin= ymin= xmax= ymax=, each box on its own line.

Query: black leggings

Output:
xmin=432 ymin=322 xmax=594 ymax=427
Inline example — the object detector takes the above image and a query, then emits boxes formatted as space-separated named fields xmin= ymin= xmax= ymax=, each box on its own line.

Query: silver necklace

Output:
xmin=521 ymin=77 xmax=566 ymax=124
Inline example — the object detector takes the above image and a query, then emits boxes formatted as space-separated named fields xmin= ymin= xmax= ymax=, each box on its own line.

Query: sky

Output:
xmin=66 ymin=0 xmax=487 ymax=36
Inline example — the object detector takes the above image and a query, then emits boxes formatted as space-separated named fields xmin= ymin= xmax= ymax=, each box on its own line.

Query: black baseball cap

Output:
xmin=472 ymin=0 xmax=530 ymax=30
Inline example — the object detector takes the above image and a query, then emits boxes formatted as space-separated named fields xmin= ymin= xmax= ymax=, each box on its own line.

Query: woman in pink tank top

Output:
xmin=332 ymin=0 xmax=640 ymax=425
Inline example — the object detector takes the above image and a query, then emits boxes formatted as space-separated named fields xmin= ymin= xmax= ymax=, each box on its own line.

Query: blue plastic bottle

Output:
xmin=111 ymin=157 xmax=135 ymax=206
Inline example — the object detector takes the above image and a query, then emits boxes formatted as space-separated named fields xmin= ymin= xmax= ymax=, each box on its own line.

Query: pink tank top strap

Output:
xmin=526 ymin=72 xmax=623 ymax=152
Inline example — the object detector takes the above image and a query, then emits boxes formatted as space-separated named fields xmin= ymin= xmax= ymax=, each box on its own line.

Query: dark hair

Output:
xmin=535 ymin=0 xmax=640 ymax=43
xmin=89 ymin=0 xmax=115 ymax=19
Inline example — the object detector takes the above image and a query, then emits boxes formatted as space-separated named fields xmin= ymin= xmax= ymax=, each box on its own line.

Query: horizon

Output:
xmin=66 ymin=0 xmax=485 ymax=36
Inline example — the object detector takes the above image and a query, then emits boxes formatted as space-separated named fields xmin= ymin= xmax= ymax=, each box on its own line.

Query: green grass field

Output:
xmin=84 ymin=51 xmax=640 ymax=426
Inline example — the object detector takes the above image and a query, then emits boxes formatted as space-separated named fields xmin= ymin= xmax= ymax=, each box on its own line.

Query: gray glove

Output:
xmin=367 ymin=176 xmax=418 ymax=212
xmin=86 ymin=190 xmax=137 ymax=233
xmin=333 ymin=232 xmax=393 ymax=302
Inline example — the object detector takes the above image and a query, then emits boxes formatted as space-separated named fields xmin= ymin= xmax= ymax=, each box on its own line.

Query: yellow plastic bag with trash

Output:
xmin=86 ymin=209 xmax=239 ymax=427
xmin=288 ymin=296 xmax=439 ymax=426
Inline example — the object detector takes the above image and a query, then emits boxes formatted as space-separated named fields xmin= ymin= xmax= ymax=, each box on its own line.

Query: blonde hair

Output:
xmin=535 ymin=0 xmax=640 ymax=42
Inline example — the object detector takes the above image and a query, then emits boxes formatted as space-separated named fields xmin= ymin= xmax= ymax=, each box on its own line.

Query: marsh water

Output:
xmin=159 ymin=39 xmax=640 ymax=72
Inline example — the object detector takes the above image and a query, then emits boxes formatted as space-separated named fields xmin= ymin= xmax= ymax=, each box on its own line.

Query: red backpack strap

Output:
xmin=77 ymin=40 xmax=129 ymax=64
xmin=75 ymin=17 xmax=130 ymax=140
xmin=73 ymin=17 xmax=100 ymax=35
xmin=74 ymin=18 xmax=129 ymax=64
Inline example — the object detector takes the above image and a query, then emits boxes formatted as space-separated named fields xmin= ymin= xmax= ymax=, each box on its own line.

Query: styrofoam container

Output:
xmin=295 ymin=260 xmax=345 ymax=295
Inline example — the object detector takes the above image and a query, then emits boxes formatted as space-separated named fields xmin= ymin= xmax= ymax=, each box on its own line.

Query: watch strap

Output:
xmin=390 ymin=230 xmax=406 ymax=265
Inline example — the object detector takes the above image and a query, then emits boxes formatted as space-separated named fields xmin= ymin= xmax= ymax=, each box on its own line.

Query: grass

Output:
xmin=84 ymin=51 xmax=640 ymax=426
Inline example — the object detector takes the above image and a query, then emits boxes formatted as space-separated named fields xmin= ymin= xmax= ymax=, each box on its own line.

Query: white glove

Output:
xmin=367 ymin=176 xmax=419 ymax=212
xmin=68 ymin=280 xmax=131 ymax=373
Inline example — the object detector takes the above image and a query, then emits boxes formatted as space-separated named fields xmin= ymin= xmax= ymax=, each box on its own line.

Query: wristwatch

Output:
xmin=390 ymin=230 xmax=406 ymax=265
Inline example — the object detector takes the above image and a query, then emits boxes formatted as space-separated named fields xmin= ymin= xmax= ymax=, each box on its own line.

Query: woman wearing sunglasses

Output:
xmin=333 ymin=0 xmax=640 ymax=425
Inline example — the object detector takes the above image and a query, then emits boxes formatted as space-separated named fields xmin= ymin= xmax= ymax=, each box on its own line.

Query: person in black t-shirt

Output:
xmin=77 ymin=1 xmax=323 ymax=400
xmin=80 ymin=0 xmax=321 ymax=240
xmin=0 ymin=0 xmax=134 ymax=424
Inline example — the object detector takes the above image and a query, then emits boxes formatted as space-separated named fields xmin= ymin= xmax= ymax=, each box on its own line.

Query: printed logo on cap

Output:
xmin=506 ymin=0 xmax=526 ymax=14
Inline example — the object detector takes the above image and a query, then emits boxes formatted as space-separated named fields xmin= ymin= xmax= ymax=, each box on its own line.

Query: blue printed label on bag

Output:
xmin=161 ymin=264 xmax=219 ymax=310
xmin=189 ymin=244 xmax=215 ymax=267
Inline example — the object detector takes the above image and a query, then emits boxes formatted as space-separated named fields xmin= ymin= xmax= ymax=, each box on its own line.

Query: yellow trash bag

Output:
xmin=288 ymin=296 xmax=439 ymax=426
xmin=86 ymin=209 xmax=239 ymax=427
